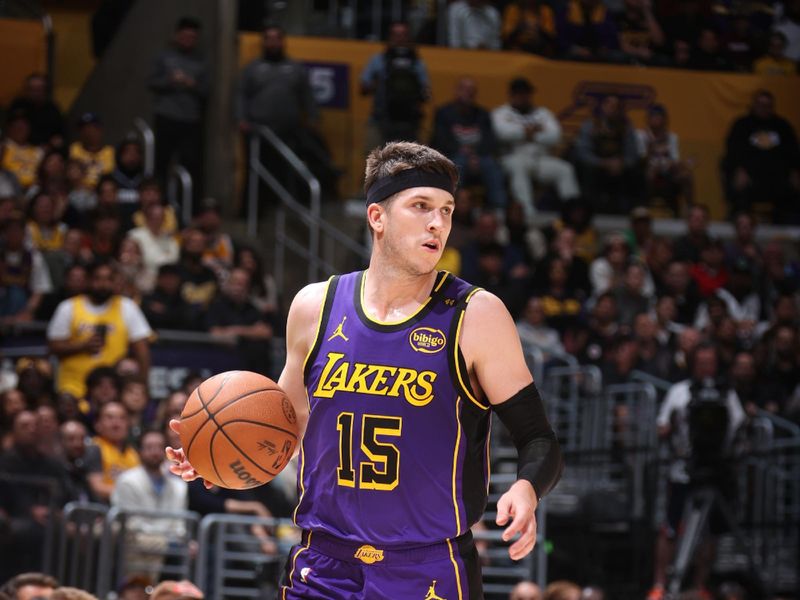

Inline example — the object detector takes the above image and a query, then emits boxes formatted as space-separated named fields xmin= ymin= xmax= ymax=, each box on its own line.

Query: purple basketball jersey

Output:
xmin=295 ymin=270 xmax=492 ymax=545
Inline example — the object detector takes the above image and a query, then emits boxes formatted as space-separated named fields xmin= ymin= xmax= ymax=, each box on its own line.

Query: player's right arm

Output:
xmin=277 ymin=281 xmax=328 ymax=441
xmin=166 ymin=281 xmax=327 ymax=482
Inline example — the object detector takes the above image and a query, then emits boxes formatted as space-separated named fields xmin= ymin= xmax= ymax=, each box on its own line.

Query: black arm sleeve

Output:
xmin=493 ymin=382 xmax=564 ymax=501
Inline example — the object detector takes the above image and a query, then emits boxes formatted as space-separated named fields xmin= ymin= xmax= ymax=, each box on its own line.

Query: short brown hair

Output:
xmin=51 ymin=587 xmax=99 ymax=600
xmin=364 ymin=141 xmax=458 ymax=199
xmin=0 ymin=572 xmax=58 ymax=597
xmin=543 ymin=580 xmax=581 ymax=600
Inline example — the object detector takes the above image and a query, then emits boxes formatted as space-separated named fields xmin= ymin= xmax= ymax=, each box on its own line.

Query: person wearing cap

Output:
xmin=168 ymin=141 xmax=563 ymax=599
xmin=635 ymin=103 xmax=693 ymax=216
xmin=68 ymin=113 xmax=115 ymax=189
xmin=492 ymin=77 xmax=580 ymax=221
xmin=148 ymin=16 xmax=208 ymax=196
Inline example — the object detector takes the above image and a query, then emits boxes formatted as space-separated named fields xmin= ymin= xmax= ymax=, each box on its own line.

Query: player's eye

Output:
xmin=441 ymin=207 xmax=453 ymax=216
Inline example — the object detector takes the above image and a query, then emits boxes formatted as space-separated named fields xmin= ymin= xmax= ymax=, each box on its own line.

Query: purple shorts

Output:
xmin=278 ymin=530 xmax=482 ymax=600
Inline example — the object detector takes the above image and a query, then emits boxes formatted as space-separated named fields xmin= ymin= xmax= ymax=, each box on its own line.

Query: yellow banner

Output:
xmin=242 ymin=35 xmax=800 ymax=219
xmin=0 ymin=19 xmax=48 ymax=108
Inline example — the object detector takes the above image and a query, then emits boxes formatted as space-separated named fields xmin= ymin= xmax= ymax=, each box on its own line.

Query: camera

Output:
xmin=686 ymin=377 xmax=732 ymax=483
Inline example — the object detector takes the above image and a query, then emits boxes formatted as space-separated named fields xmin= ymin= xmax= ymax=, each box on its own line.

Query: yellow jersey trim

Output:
xmin=301 ymin=276 xmax=335 ymax=390
xmin=282 ymin=531 xmax=312 ymax=599
xmin=446 ymin=538 xmax=464 ymax=600
xmin=357 ymin=270 xmax=445 ymax=326
xmin=451 ymin=396 xmax=463 ymax=537
xmin=454 ymin=288 xmax=489 ymax=411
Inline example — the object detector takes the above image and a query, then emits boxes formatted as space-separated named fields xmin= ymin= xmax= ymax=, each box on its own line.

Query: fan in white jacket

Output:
xmin=491 ymin=77 xmax=580 ymax=220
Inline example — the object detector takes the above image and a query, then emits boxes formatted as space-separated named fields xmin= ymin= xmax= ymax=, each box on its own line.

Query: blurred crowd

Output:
xmin=351 ymin=0 xmax=800 ymax=76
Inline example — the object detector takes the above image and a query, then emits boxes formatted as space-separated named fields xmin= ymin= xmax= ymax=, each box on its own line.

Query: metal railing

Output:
xmin=57 ymin=502 xmax=109 ymax=590
xmin=247 ymin=125 xmax=368 ymax=290
xmin=133 ymin=117 xmax=155 ymax=178
xmin=168 ymin=163 xmax=193 ymax=225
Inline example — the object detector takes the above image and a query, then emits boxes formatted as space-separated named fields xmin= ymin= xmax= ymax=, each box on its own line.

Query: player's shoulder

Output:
xmin=287 ymin=279 xmax=330 ymax=321
xmin=461 ymin=289 xmax=515 ymax=338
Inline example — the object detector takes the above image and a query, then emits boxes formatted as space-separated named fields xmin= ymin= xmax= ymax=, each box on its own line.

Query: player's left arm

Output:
xmin=461 ymin=290 xmax=564 ymax=560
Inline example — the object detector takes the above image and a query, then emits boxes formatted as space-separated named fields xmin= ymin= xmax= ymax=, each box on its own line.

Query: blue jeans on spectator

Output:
xmin=452 ymin=153 xmax=508 ymax=209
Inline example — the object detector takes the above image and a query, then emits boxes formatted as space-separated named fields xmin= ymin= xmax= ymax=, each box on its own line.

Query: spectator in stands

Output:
xmin=447 ymin=0 xmax=502 ymax=50
xmin=15 ymin=358 xmax=54 ymax=408
xmin=547 ymin=199 xmax=598 ymax=263
xmin=533 ymin=256 xmax=584 ymax=335
xmin=111 ymin=429 xmax=189 ymax=580
xmin=1 ymin=111 xmax=44 ymax=191
xmin=756 ymin=324 xmax=800 ymax=416
xmin=141 ymin=264 xmax=197 ymax=331
xmin=111 ymin=137 xmax=145 ymax=207
xmin=459 ymin=210 xmax=527 ymax=286
xmin=193 ymin=200 xmax=234 ymax=280
xmin=535 ymin=226 xmax=592 ymax=300
xmin=126 ymin=202 xmax=179 ymax=286
xmin=237 ymin=25 xmax=337 ymax=195
xmin=634 ymin=312 xmax=672 ymax=380
xmin=47 ymin=259 xmax=152 ymax=400
xmin=85 ymin=207 xmax=121 ymax=261
xmin=120 ymin=375 xmax=151 ymax=441
xmin=149 ymin=581 xmax=203 ymax=600
xmin=617 ymin=0 xmax=666 ymax=65
xmin=0 ymin=411 xmax=73 ymax=576
xmin=636 ymin=104 xmax=693 ymax=215
xmin=757 ymin=292 xmax=799 ymax=343
xmin=673 ymin=204 xmax=711 ymax=264
xmin=722 ymin=89 xmax=800 ymax=223
xmin=26 ymin=192 xmax=67 ymax=256
xmin=1 ymin=389 xmax=28 ymax=451
xmin=0 ymin=214 xmax=53 ymax=324
xmin=361 ymin=20 xmax=430 ymax=146
xmin=206 ymin=268 xmax=274 ymax=376
xmin=660 ymin=260 xmax=703 ymax=325
xmin=516 ymin=296 xmax=565 ymax=357
xmin=501 ymin=0 xmax=556 ymax=55
xmin=65 ymin=159 xmax=96 ymax=221
xmin=148 ymin=17 xmax=208 ymax=195
xmin=81 ymin=366 xmax=122 ymax=422
xmin=559 ymin=0 xmax=622 ymax=61
xmin=729 ymin=351 xmax=762 ymax=417
xmin=774 ymin=0 xmax=800 ymax=62
xmin=574 ymin=94 xmax=642 ymax=214
xmin=510 ymin=580 xmax=542 ymax=600
xmin=59 ymin=420 xmax=96 ymax=503
xmin=723 ymin=212 xmax=761 ymax=275
xmin=68 ymin=113 xmax=114 ymax=190
xmin=8 ymin=74 xmax=65 ymax=149
xmin=650 ymin=343 xmax=745 ymax=600
xmin=176 ymin=228 xmax=218 ymax=318
xmin=689 ymin=27 xmax=732 ymax=71
xmin=614 ymin=261 xmax=651 ymax=326
xmin=0 ymin=573 xmax=58 ymax=600
xmin=689 ymin=238 xmax=729 ymax=298
xmin=601 ymin=332 xmax=641 ymax=385
xmin=36 ymin=404 xmax=61 ymax=459
xmin=590 ymin=232 xmax=630 ymax=296
xmin=492 ymin=78 xmax=580 ymax=221
xmin=755 ymin=30 xmax=797 ymax=75
xmin=430 ymin=77 xmax=507 ymax=211
xmin=115 ymin=237 xmax=151 ymax=300
xmin=233 ymin=245 xmax=279 ymax=318
xmin=721 ymin=12 xmax=758 ymax=72
xmin=95 ymin=174 xmax=119 ymax=212
xmin=26 ymin=151 xmax=67 ymax=202
xmin=131 ymin=179 xmax=178 ymax=235
xmin=86 ymin=401 xmax=139 ymax=502
xmin=543 ymin=580 xmax=581 ymax=600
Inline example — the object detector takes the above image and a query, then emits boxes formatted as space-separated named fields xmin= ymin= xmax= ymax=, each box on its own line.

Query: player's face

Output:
xmin=380 ymin=187 xmax=454 ymax=275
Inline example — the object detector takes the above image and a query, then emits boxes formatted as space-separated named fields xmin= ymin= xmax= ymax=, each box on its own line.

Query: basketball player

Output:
xmin=167 ymin=141 xmax=563 ymax=599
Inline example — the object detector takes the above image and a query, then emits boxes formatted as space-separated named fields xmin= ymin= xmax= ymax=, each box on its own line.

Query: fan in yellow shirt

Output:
xmin=1 ymin=112 xmax=44 ymax=190
xmin=69 ymin=112 xmax=115 ymax=188
xmin=754 ymin=32 xmax=798 ymax=76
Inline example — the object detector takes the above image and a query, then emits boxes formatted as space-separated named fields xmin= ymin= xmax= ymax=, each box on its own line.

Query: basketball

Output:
xmin=179 ymin=371 xmax=299 ymax=490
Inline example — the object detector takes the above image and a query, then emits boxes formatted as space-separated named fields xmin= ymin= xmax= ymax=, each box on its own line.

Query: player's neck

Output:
xmin=362 ymin=265 xmax=437 ymax=321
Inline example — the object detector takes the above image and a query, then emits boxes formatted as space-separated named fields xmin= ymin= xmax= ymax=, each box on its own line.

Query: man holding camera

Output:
xmin=47 ymin=259 xmax=152 ymax=400
xmin=648 ymin=342 xmax=746 ymax=600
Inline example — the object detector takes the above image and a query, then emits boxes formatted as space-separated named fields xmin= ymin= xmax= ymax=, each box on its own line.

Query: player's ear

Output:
xmin=366 ymin=203 xmax=385 ymax=234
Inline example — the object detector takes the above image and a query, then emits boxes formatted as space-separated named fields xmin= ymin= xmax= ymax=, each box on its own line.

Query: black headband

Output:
xmin=366 ymin=169 xmax=455 ymax=205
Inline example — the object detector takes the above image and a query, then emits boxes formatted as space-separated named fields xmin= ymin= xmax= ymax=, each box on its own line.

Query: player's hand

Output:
xmin=166 ymin=419 xmax=213 ymax=489
xmin=495 ymin=479 xmax=538 ymax=561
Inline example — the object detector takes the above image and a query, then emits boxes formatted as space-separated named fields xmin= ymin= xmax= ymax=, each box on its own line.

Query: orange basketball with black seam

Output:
xmin=179 ymin=370 xmax=298 ymax=490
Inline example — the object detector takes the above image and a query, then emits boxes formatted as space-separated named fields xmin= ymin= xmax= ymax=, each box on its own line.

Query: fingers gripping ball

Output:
xmin=179 ymin=371 xmax=298 ymax=489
